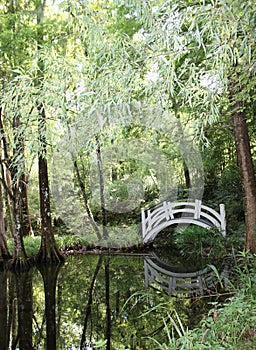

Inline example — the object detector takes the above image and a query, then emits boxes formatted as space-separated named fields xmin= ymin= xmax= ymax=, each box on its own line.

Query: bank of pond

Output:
xmin=0 ymin=251 xmax=256 ymax=350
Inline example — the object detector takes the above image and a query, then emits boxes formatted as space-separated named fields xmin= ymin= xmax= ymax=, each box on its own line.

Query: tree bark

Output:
xmin=0 ymin=183 xmax=11 ymax=260
xmin=13 ymin=184 xmax=27 ymax=262
xmin=35 ymin=0 xmax=63 ymax=264
xmin=20 ymin=174 xmax=33 ymax=237
xmin=36 ymin=105 xmax=63 ymax=263
xmin=96 ymin=137 xmax=108 ymax=239
xmin=74 ymin=160 xmax=102 ymax=240
xmin=230 ymin=81 xmax=256 ymax=253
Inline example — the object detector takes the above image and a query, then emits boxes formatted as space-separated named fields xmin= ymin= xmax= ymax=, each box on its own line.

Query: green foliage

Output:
xmin=173 ymin=226 xmax=226 ymax=259
xmin=7 ymin=236 xmax=41 ymax=257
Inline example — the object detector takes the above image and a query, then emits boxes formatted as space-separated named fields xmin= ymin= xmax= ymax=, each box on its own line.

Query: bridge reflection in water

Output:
xmin=144 ymin=253 xmax=228 ymax=296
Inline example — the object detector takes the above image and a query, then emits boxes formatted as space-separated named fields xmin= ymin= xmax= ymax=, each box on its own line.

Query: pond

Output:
xmin=0 ymin=254 xmax=226 ymax=350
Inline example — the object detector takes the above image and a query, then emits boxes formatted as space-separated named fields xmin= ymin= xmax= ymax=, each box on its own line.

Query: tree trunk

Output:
xmin=230 ymin=80 xmax=256 ymax=253
xmin=0 ymin=109 xmax=14 ymax=238
xmin=36 ymin=105 xmax=63 ymax=263
xmin=232 ymin=107 xmax=256 ymax=252
xmin=0 ymin=183 xmax=11 ymax=260
xmin=35 ymin=1 xmax=63 ymax=264
xmin=20 ymin=174 xmax=33 ymax=237
xmin=96 ymin=137 xmax=108 ymax=239
xmin=73 ymin=160 xmax=102 ymax=240
xmin=13 ymin=185 xmax=27 ymax=263
xmin=11 ymin=114 xmax=28 ymax=266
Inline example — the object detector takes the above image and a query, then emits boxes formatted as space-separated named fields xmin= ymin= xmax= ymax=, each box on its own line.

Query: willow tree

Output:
xmin=63 ymin=0 xmax=256 ymax=250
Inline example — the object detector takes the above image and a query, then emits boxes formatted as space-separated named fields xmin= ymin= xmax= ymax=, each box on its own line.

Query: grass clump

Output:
xmin=173 ymin=225 xmax=226 ymax=259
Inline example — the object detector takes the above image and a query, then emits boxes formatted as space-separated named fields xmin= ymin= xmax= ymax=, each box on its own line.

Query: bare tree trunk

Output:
xmin=230 ymin=80 xmax=256 ymax=253
xmin=74 ymin=159 xmax=102 ymax=240
xmin=35 ymin=0 xmax=63 ymax=264
xmin=36 ymin=105 xmax=63 ymax=263
xmin=96 ymin=137 xmax=108 ymax=238
xmin=20 ymin=174 xmax=33 ymax=237
xmin=232 ymin=107 xmax=256 ymax=252
xmin=0 ymin=109 xmax=13 ymax=238
xmin=0 ymin=183 xmax=11 ymax=260
xmin=13 ymin=184 xmax=27 ymax=263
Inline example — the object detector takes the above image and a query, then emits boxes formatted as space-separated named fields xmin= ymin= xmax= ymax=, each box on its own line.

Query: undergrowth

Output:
xmin=147 ymin=251 xmax=256 ymax=349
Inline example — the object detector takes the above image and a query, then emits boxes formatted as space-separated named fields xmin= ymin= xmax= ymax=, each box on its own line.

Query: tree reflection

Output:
xmin=38 ymin=263 xmax=63 ymax=350
xmin=0 ymin=255 xmax=218 ymax=349
xmin=105 ymin=259 xmax=111 ymax=350
xmin=80 ymin=256 xmax=103 ymax=349
xmin=0 ymin=269 xmax=8 ymax=349
xmin=16 ymin=271 xmax=33 ymax=350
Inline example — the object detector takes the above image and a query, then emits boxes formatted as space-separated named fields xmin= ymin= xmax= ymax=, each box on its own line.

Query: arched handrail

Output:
xmin=141 ymin=199 xmax=226 ymax=243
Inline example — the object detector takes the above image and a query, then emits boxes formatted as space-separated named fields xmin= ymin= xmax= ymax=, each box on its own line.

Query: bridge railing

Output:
xmin=141 ymin=199 xmax=226 ymax=243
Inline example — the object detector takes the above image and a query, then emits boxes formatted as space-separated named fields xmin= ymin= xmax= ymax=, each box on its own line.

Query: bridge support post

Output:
xmin=220 ymin=204 xmax=226 ymax=237
xmin=194 ymin=199 xmax=202 ymax=219
xmin=141 ymin=209 xmax=146 ymax=239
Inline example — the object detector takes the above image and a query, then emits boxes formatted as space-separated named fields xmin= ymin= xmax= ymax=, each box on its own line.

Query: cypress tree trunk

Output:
xmin=13 ymin=184 xmax=27 ymax=263
xmin=35 ymin=0 xmax=63 ymax=263
xmin=230 ymin=79 xmax=256 ymax=253
xmin=0 ymin=183 xmax=11 ymax=260
xmin=96 ymin=137 xmax=108 ymax=239
xmin=73 ymin=159 xmax=102 ymax=240
xmin=20 ymin=174 xmax=33 ymax=237
xmin=36 ymin=105 xmax=63 ymax=263
xmin=232 ymin=106 xmax=256 ymax=252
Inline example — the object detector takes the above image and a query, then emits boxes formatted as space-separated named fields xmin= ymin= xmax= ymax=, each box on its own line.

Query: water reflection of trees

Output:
xmin=0 ymin=256 xmax=216 ymax=349
xmin=0 ymin=264 xmax=62 ymax=350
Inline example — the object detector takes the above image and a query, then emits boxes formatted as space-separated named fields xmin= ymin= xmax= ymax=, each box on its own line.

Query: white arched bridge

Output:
xmin=141 ymin=199 xmax=226 ymax=243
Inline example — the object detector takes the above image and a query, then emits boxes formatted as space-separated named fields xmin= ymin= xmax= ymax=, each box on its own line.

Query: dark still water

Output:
xmin=0 ymin=254 xmax=222 ymax=350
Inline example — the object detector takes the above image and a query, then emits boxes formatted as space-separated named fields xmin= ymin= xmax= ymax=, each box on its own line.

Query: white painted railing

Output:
xmin=141 ymin=199 xmax=226 ymax=243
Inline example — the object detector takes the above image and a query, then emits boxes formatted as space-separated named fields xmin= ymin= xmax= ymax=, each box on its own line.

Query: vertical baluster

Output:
xmin=220 ymin=204 xmax=226 ymax=237
xmin=194 ymin=199 xmax=201 ymax=219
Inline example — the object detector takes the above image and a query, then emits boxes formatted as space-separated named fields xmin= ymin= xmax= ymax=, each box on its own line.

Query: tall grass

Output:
xmin=135 ymin=252 xmax=256 ymax=350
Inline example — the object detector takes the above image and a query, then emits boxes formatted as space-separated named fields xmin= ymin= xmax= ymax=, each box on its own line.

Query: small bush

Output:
xmin=173 ymin=225 xmax=226 ymax=259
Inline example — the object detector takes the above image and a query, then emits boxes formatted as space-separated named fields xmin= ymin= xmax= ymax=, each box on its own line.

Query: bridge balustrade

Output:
xmin=141 ymin=199 xmax=226 ymax=243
